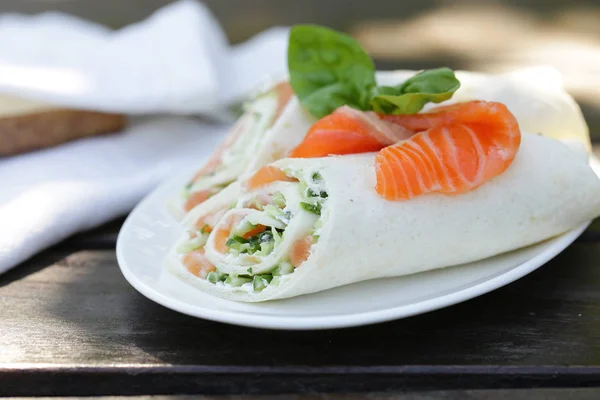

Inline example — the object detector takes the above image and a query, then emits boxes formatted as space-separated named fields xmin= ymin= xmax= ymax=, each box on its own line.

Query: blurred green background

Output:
xmin=3 ymin=0 xmax=600 ymax=139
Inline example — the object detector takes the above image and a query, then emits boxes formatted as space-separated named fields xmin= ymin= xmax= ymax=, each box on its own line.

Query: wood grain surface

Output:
xmin=6 ymin=389 xmax=600 ymax=399
xmin=1 ymin=1 xmax=599 ymax=397
xmin=2 ymin=221 xmax=600 ymax=396
xmin=2 ymin=148 xmax=600 ymax=396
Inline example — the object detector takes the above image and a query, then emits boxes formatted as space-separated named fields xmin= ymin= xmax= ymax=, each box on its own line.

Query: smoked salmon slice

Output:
xmin=245 ymin=166 xmax=298 ymax=190
xmin=213 ymin=214 xmax=241 ymax=254
xmin=376 ymin=101 xmax=521 ymax=200
xmin=184 ymin=190 xmax=212 ymax=212
xmin=192 ymin=82 xmax=293 ymax=182
xmin=182 ymin=248 xmax=216 ymax=278
xmin=290 ymin=235 xmax=314 ymax=267
xmin=290 ymin=105 xmax=413 ymax=158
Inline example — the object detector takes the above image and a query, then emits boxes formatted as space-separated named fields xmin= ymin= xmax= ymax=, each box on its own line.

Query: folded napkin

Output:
xmin=0 ymin=117 xmax=228 ymax=273
xmin=0 ymin=0 xmax=289 ymax=117
xmin=0 ymin=0 xmax=289 ymax=273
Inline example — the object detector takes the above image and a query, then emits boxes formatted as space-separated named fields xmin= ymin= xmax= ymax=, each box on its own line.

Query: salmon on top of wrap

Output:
xmin=175 ymin=46 xmax=588 ymax=217
xmin=175 ymin=68 xmax=588 ymax=217
xmin=164 ymin=25 xmax=600 ymax=301
xmin=174 ymin=80 xmax=314 ymax=216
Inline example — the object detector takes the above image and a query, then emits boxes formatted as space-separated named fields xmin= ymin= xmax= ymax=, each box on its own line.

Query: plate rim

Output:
xmin=116 ymin=170 xmax=591 ymax=330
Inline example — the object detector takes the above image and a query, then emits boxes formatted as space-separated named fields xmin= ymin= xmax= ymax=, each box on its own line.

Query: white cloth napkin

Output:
xmin=0 ymin=0 xmax=289 ymax=116
xmin=0 ymin=0 xmax=290 ymax=273
xmin=0 ymin=117 xmax=229 ymax=273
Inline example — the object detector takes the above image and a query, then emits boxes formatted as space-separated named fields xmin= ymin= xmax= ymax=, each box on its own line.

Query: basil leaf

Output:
xmin=370 ymin=67 xmax=460 ymax=115
xmin=288 ymin=24 xmax=376 ymax=118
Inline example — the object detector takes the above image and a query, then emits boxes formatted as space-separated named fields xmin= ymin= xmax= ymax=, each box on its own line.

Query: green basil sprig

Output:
xmin=287 ymin=25 xmax=460 ymax=118
xmin=370 ymin=67 xmax=461 ymax=115
xmin=287 ymin=24 xmax=376 ymax=118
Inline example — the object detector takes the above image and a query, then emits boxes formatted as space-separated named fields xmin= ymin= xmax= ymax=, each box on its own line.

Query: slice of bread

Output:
xmin=0 ymin=94 xmax=126 ymax=156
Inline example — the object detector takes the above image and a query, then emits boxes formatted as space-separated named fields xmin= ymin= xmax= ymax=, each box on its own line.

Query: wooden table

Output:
xmin=3 ymin=215 xmax=600 ymax=399
xmin=0 ymin=1 xmax=599 ymax=398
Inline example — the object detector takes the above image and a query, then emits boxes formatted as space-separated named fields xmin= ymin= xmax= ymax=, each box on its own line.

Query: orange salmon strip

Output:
xmin=184 ymin=190 xmax=212 ymax=212
xmin=290 ymin=235 xmax=314 ymax=267
xmin=376 ymin=101 xmax=521 ymax=200
xmin=290 ymin=105 xmax=414 ymax=158
xmin=185 ymin=82 xmax=294 ymax=209
xmin=183 ymin=248 xmax=216 ymax=278
xmin=246 ymin=166 xmax=298 ymax=190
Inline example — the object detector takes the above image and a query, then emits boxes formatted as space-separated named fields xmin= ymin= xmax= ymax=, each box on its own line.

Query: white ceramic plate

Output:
xmin=116 ymin=165 xmax=593 ymax=330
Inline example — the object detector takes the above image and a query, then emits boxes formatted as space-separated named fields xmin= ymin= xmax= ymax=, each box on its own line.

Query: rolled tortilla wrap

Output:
xmin=165 ymin=132 xmax=600 ymax=302
xmin=173 ymin=79 xmax=311 ymax=215
xmin=175 ymin=67 xmax=588 ymax=217
xmin=378 ymin=67 xmax=590 ymax=151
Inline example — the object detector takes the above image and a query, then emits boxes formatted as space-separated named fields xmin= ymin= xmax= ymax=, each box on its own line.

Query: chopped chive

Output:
xmin=247 ymin=267 xmax=253 ymax=274
xmin=207 ymin=271 xmax=227 ymax=283
xmin=272 ymin=261 xmax=294 ymax=276
xmin=253 ymin=276 xmax=267 ymax=292
xmin=320 ymin=191 xmax=328 ymax=198
xmin=252 ymin=274 xmax=274 ymax=292
xmin=206 ymin=271 xmax=218 ymax=283
xmin=300 ymin=202 xmax=321 ymax=215
xmin=228 ymin=230 xmax=277 ymax=256
xmin=226 ymin=235 xmax=249 ymax=247
xmin=225 ymin=275 xmax=252 ymax=287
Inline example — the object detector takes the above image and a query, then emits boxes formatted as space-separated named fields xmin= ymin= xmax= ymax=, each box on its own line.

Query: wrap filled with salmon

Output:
xmin=174 ymin=67 xmax=589 ymax=216
xmin=378 ymin=67 xmax=590 ymax=150
xmin=164 ymin=132 xmax=600 ymax=302
xmin=174 ymin=80 xmax=314 ymax=215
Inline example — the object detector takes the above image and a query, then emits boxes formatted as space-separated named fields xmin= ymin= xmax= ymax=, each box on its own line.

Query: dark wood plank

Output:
xmin=3 ymin=232 xmax=600 ymax=395
xmin=58 ymin=218 xmax=125 ymax=250
xmin=6 ymin=389 xmax=600 ymax=400
xmin=3 ymin=242 xmax=600 ymax=366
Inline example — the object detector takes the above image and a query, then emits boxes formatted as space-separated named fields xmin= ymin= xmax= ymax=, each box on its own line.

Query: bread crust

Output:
xmin=0 ymin=109 xmax=127 ymax=156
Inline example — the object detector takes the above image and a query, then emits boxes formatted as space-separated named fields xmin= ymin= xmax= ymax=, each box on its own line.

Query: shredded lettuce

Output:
xmin=245 ymin=197 xmax=265 ymax=211
xmin=272 ymin=191 xmax=286 ymax=208
xmin=232 ymin=221 xmax=258 ymax=237
xmin=272 ymin=261 xmax=295 ymax=276
xmin=264 ymin=204 xmax=291 ymax=223
xmin=272 ymin=227 xmax=283 ymax=248
xmin=176 ymin=236 xmax=208 ymax=254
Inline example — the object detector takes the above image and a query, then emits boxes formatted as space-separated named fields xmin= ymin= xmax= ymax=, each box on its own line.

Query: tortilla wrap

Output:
xmin=165 ymin=132 xmax=600 ymax=302
xmin=174 ymin=67 xmax=589 ymax=218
